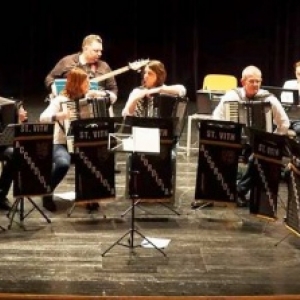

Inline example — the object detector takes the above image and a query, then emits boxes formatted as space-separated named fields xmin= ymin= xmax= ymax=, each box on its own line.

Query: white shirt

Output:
xmin=40 ymin=95 xmax=69 ymax=145
xmin=212 ymin=88 xmax=290 ymax=135
xmin=122 ymin=84 xmax=187 ymax=117
xmin=281 ymin=79 xmax=300 ymax=104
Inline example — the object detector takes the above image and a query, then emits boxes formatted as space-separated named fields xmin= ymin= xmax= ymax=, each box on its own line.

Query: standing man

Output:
xmin=45 ymin=34 xmax=118 ymax=116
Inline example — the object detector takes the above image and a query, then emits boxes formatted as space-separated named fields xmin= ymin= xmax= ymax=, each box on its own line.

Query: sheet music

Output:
xmin=132 ymin=126 xmax=160 ymax=153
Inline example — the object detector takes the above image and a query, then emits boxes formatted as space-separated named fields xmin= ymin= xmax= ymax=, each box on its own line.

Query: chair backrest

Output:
xmin=202 ymin=74 xmax=238 ymax=92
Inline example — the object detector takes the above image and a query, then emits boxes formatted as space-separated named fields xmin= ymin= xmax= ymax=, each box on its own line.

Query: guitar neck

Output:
xmin=90 ymin=66 xmax=130 ymax=83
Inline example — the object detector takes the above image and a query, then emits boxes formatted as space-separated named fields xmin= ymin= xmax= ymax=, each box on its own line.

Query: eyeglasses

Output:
xmin=246 ymin=79 xmax=262 ymax=84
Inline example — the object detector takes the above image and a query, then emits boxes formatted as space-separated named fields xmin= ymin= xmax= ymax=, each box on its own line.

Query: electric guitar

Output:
xmin=51 ymin=58 xmax=150 ymax=97
xmin=90 ymin=58 xmax=149 ymax=84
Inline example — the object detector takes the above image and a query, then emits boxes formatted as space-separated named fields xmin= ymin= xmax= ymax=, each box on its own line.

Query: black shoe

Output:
xmin=42 ymin=195 xmax=57 ymax=212
xmin=86 ymin=202 xmax=99 ymax=212
xmin=0 ymin=198 xmax=12 ymax=211
xmin=191 ymin=200 xmax=214 ymax=209
xmin=236 ymin=194 xmax=249 ymax=207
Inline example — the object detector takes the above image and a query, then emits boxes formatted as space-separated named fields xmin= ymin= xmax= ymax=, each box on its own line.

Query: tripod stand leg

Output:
xmin=101 ymin=230 xmax=133 ymax=256
xmin=7 ymin=198 xmax=22 ymax=229
xmin=132 ymin=229 xmax=167 ymax=256
xmin=158 ymin=202 xmax=181 ymax=215
xmin=7 ymin=197 xmax=51 ymax=229
xmin=274 ymin=232 xmax=291 ymax=247
xmin=26 ymin=197 xmax=51 ymax=223
xmin=194 ymin=201 xmax=214 ymax=210
xmin=67 ymin=203 xmax=76 ymax=217
xmin=121 ymin=199 xmax=141 ymax=217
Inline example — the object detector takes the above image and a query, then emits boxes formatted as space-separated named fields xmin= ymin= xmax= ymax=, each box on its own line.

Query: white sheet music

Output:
xmin=132 ymin=126 xmax=160 ymax=153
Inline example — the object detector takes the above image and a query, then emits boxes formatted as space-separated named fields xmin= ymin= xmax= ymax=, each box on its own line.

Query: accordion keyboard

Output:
xmin=224 ymin=101 xmax=239 ymax=122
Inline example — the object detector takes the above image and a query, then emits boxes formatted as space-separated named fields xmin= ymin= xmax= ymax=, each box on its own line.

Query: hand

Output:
xmin=86 ymin=90 xmax=107 ymax=98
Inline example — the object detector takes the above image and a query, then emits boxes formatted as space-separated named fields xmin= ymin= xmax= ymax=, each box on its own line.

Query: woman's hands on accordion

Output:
xmin=86 ymin=90 xmax=109 ymax=98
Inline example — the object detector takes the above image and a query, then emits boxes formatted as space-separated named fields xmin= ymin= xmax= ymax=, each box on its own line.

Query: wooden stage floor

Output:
xmin=0 ymin=98 xmax=300 ymax=298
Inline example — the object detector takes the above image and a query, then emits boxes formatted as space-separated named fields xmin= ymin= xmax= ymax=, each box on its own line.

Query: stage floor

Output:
xmin=0 ymin=97 xmax=300 ymax=297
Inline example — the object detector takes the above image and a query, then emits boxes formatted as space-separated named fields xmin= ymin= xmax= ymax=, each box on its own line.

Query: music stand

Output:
xmin=101 ymin=120 xmax=167 ymax=256
xmin=277 ymin=137 xmax=300 ymax=245
xmin=120 ymin=116 xmax=180 ymax=216
xmin=7 ymin=123 xmax=54 ymax=229
xmin=67 ymin=117 xmax=117 ymax=216
xmin=194 ymin=119 xmax=243 ymax=207
xmin=248 ymin=128 xmax=285 ymax=221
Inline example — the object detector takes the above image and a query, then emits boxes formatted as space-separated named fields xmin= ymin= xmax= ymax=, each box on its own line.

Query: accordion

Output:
xmin=61 ymin=96 xmax=111 ymax=152
xmin=224 ymin=100 xmax=273 ymax=132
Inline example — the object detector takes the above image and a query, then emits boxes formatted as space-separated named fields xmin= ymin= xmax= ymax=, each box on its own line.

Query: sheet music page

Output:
xmin=122 ymin=136 xmax=134 ymax=152
xmin=132 ymin=126 xmax=160 ymax=153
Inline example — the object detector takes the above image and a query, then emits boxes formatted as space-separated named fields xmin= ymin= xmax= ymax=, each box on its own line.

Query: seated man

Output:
xmin=192 ymin=65 xmax=290 ymax=209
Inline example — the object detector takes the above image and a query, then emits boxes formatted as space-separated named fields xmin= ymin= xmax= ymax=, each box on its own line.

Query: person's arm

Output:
xmin=269 ymin=96 xmax=290 ymax=135
xmin=122 ymin=88 xmax=147 ymax=117
xmin=40 ymin=96 xmax=68 ymax=123
xmin=158 ymin=84 xmax=186 ymax=97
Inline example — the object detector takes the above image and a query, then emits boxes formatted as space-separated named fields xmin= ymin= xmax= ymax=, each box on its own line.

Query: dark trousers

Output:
xmin=237 ymin=155 xmax=255 ymax=197
xmin=52 ymin=144 xmax=71 ymax=191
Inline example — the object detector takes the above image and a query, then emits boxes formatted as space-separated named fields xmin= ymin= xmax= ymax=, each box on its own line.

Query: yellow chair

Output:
xmin=202 ymin=74 xmax=238 ymax=92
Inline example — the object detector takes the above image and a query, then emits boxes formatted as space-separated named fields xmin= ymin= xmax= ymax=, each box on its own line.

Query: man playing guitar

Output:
xmin=45 ymin=34 xmax=118 ymax=115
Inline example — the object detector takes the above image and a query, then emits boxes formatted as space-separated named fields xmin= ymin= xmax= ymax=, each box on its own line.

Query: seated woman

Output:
xmin=122 ymin=60 xmax=187 ymax=202
xmin=40 ymin=67 xmax=98 ymax=212
xmin=122 ymin=60 xmax=186 ymax=117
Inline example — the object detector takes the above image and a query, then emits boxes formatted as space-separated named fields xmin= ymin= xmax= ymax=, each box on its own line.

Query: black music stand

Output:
xmin=247 ymin=128 xmax=285 ymax=221
xmin=121 ymin=116 xmax=180 ymax=217
xmin=276 ymin=137 xmax=300 ymax=245
xmin=7 ymin=123 xmax=54 ymax=229
xmin=101 ymin=122 xmax=167 ymax=256
xmin=194 ymin=119 xmax=243 ymax=208
xmin=67 ymin=117 xmax=117 ymax=217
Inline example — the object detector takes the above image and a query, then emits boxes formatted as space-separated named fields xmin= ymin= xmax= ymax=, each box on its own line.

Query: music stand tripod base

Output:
xmin=102 ymin=130 xmax=168 ymax=257
xmin=101 ymin=192 xmax=166 ymax=257
xmin=7 ymin=196 xmax=51 ymax=229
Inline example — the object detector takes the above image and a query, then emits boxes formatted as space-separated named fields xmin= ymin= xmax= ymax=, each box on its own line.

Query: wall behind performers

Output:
xmin=0 ymin=0 xmax=299 ymax=103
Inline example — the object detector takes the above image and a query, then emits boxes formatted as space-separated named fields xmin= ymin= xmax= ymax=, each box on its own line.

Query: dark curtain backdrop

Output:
xmin=1 ymin=0 xmax=300 ymax=102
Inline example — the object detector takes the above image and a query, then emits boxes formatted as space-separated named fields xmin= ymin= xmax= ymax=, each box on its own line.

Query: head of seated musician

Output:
xmin=212 ymin=65 xmax=290 ymax=136
xmin=281 ymin=60 xmax=300 ymax=104
xmin=39 ymin=67 xmax=90 ymax=212
xmin=211 ymin=65 xmax=290 ymax=208
xmin=281 ymin=60 xmax=300 ymax=139
xmin=122 ymin=59 xmax=186 ymax=117
xmin=44 ymin=34 xmax=118 ymax=113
